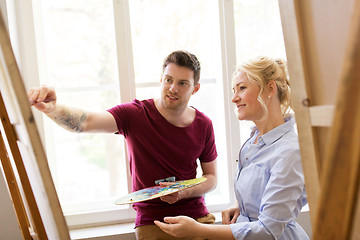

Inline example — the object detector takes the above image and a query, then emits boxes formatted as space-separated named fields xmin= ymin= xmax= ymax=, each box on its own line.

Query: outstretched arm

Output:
xmin=28 ymin=85 xmax=118 ymax=133
xmin=154 ymin=216 xmax=235 ymax=240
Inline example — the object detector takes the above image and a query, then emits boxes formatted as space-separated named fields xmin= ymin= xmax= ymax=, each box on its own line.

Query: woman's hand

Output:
xmin=154 ymin=216 xmax=200 ymax=238
xmin=222 ymin=207 xmax=240 ymax=225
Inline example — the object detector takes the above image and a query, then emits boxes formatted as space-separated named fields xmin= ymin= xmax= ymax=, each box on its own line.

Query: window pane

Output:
xmin=37 ymin=0 xmax=127 ymax=214
xmin=234 ymin=0 xmax=286 ymax=62
xmin=233 ymin=0 xmax=287 ymax=144
xmin=39 ymin=0 xmax=119 ymax=89
xmin=129 ymin=0 xmax=230 ymax=206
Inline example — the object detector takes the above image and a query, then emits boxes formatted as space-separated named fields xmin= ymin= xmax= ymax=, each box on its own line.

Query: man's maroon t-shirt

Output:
xmin=108 ymin=99 xmax=217 ymax=227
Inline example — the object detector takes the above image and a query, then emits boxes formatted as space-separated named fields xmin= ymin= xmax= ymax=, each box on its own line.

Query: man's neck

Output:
xmin=154 ymin=98 xmax=196 ymax=127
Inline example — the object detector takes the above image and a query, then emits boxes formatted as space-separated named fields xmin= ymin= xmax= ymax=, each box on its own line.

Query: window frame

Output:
xmin=7 ymin=0 xmax=240 ymax=228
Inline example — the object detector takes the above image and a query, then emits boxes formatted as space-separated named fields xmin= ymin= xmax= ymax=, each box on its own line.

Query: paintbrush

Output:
xmin=30 ymin=99 xmax=55 ymax=105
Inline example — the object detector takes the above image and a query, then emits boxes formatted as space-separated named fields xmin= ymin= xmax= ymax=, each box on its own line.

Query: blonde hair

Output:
xmin=233 ymin=56 xmax=292 ymax=118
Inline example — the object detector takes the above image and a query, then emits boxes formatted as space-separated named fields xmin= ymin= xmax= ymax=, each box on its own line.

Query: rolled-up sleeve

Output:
xmin=230 ymin=217 xmax=274 ymax=240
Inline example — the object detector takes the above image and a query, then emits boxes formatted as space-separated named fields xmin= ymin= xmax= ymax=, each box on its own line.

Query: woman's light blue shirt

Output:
xmin=230 ymin=116 xmax=309 ymax=240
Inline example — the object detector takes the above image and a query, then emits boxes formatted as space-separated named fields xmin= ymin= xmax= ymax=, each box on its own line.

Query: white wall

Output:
xmin=0 ymin=170 xmax=23 ymax=239
xmin=297 ymin=210 xmax=312 ymax=238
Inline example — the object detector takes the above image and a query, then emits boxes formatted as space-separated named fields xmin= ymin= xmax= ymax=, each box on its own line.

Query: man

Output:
xmin=28 ymin=50 xmax=218 ymax=240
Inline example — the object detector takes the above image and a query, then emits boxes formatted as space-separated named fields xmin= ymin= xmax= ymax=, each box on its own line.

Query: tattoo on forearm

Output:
xmin=54 ymin=112 xmax=87 ymax=132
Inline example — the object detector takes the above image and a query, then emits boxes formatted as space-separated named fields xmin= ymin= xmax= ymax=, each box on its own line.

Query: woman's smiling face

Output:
xmin=231 ymin=71 xmax=265 ymax=121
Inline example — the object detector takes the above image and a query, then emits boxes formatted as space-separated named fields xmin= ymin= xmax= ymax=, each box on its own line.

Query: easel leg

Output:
xmin=0 ymin=130 xmax=32 ymax=239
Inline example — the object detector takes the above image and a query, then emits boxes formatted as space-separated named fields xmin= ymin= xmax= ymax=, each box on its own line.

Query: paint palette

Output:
xmin=114 ymin=177 xmax=207 ymax=205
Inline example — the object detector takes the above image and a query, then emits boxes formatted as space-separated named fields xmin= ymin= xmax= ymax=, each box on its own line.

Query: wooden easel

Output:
xmin=0 ymin=110 xmax=33 ymax=239
xmin=0 ymin=8 xmax=70 ymax=240
xmin=0 ymin=91 xmax=41 ymax=239
xmin=279 ymin=0 xmax=360 ymax=239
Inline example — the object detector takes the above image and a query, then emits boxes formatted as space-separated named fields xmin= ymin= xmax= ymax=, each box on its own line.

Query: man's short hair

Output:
xmin=162 ymin=50 xmax=201 ymax=85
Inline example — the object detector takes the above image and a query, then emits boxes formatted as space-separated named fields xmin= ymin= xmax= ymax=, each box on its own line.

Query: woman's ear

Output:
xmin=267 ymin=81 xmax=277 ymax=97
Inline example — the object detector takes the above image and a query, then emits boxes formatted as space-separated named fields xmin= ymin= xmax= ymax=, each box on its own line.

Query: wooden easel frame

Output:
xmin=279 ymin=0 xmax=360 ymax=239
xmin=0 ymin=118 xmax=32 ymax=239
xmin=0 ymin=8 xmax=70 ymax=240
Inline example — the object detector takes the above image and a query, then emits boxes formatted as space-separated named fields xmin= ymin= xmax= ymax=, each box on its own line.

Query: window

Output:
xmin=128 ymin=0 xmax=230 ymax=208
xmin=8 ymin=0 xmax=286 ymax=228
xmin=34 ymin=0 xmax=129 ymax=218
xmin=233 ymin=0 xmax=287 ymax=145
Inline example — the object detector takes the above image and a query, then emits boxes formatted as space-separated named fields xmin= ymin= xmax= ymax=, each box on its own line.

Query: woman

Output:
xmin=154 ymin=56 xmax=309 ymax=240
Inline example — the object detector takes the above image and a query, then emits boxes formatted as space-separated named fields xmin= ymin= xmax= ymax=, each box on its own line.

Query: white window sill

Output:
xmin=70 ymin=212 xmax=222 ymax=240
xmin=70 ymin=209 xmax=311 ymax=240
xmin=70 ymin=221 xmax=136 ymax=240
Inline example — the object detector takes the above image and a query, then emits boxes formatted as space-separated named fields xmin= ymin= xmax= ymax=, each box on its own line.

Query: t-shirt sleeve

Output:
xmin=199 ymin=122 xmax=217 ymax=163
xmin=107 ymin=100 xmax=141 ymax=137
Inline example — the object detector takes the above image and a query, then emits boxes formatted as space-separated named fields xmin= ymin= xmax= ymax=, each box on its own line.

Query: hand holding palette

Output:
xmin=114 ymin=177 xmax=207 ymax=205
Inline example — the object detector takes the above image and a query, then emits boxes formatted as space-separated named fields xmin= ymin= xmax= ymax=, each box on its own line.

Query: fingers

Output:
xmin=28 ymin=85 xmax=56 ymax=105
xmin=154 ymin=220 xmax=172 ymax=236
xmin=28 ymin=88 xmax=40 ymax=105
xmin=160 ymin=193 xmax=178 ymax=204
xmin=159 ymin=182 xmax=175 ymax=187
xmin=154 ymin=218 xmax=180 ymax=236
xmin=154 ymin=220 xmax=167 ymax=228
xmin=160 ymin=191 xmax=182 ymax=204
xmin=230 ymin=209 xmax=240 ymax=224
xmin=27 ymin=85 xmax=57 ymax=113
xmin=158 ymin=182 xmax=177 ymax=204
xmin=154 ymin=216 xmax=182 ymax=227
xmin=222 ymin=207 xmax=240 ymax=225
xmin=163 ymin=216 xmax=181 ymax=224
xmin=154 ymin=216 xmax=194 ymax=239
xmin=222 ymin=210 xmax=230 ymax=225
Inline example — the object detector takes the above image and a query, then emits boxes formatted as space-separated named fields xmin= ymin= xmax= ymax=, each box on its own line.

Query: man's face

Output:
xmin=160 ymin=63 xmax=199 ymax=110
